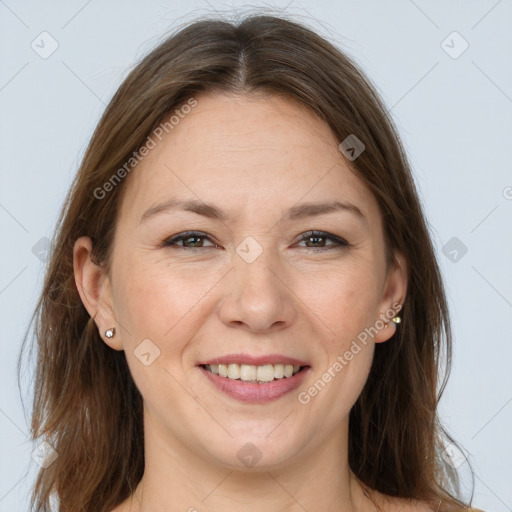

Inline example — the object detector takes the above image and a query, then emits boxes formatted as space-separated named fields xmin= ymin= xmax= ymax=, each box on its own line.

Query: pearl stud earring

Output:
xmin=105 ymin=327 xmax=116 ymax=338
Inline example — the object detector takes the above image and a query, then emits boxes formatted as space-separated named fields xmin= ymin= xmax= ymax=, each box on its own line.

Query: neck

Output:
xmin=129 ymin=405 xmax=378 ymax=512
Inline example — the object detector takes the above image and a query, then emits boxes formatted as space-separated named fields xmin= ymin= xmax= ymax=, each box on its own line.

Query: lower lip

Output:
xmin=199 ymin=366 xmax=310 ymax=403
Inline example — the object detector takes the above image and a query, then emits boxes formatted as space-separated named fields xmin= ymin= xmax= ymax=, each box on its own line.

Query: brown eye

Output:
xmin=163 ymin=231 xmax=217 ymax=249
xmin=297 ymin=231 xmax=348 ymax=251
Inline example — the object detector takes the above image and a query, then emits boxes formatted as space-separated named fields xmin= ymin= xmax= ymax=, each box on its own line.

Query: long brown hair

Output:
xmin=19 ymin=11 xmax=474 ymax=512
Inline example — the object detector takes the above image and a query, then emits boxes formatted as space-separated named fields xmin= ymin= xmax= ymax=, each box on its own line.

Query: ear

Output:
xmin=374 ymin=251 xmax=408 ymax=344
xmin=73 ymin=236 xmax=122 ymax=350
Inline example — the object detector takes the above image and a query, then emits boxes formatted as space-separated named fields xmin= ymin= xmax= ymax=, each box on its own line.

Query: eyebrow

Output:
xmin=140 ymin=198 xmax=366 ymax=224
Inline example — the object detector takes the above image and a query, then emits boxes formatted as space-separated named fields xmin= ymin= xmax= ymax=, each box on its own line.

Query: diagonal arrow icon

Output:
xmin=134 ymin=339 xmax=161 ymax=366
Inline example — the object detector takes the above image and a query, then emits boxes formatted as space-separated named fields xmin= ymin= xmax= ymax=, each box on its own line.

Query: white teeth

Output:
xmin=240 ymin=364 xmax=257 ymax=381
xmin=205 ymin=363 xmax=303 ymax=382
xmin=227 ymin=364 xmax=240 ymax=379
xmin=218 ymin=364 xmax=228 ymax=378
xmin=257 ymin=364 xmax=275 ymax=382
xmin=273 ymin=364 xmax=284 ymax=379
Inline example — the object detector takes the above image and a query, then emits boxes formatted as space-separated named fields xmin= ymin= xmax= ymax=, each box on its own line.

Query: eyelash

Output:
xmin=162 ymin=230 xmax=349 ymax=252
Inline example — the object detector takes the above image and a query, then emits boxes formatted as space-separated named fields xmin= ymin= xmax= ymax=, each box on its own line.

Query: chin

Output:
xmin=198 ymin=432 xmax=305 ymax=472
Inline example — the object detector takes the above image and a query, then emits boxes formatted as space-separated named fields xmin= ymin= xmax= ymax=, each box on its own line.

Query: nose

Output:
xmin=218 ymin=253 xmax=297 ymax=334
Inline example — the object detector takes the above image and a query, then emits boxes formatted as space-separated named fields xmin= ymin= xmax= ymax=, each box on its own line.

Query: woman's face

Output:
xmin=77 ymin=92 xmax=406 ymax=471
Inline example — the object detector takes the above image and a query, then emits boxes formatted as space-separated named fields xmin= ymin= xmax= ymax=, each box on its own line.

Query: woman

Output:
xmin=21 ymin=12 xmax=483 ymax=512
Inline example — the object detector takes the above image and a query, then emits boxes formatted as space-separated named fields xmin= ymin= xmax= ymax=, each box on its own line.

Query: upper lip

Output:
xmin=198 ymin=353 xmax=310 ymax=367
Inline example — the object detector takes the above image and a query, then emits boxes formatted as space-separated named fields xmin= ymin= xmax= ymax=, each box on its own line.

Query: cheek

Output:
xmin=292 ymin=261 xmax=380 ymax=411
xmin=295 ymin=260 xmax=381 ymax=341
xmin=112 ymin=257 xmax=222 ymax=369
xmin=297 ymin=326 xmax=375 ymax=443
xmin=323 ymin=343 xmax=374 ymax=424
xmin=117 ymin=257 xmax=210 ymax=325
xmin=112 ymin=259 xmax=218 ymax=401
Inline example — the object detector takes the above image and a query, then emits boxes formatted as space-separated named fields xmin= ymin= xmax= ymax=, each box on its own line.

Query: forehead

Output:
xmin=119 ymin=92 xmax=380 ymax=226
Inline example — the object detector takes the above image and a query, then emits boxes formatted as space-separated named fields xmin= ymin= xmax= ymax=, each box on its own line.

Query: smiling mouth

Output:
xmin=201 ymin=363 xmax=307 ymax=383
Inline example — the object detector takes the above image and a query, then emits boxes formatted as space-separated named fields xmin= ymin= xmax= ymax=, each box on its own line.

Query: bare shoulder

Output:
xmin=368 ymin=492 xmax=439 ymax=512
xmin=378 ymin=495 xmax=482 ymax=512
xmin=405 ymin=501 xmax=438 ymax=512
xmin=389 ymin=498 xmax=437 ymax=512
xmin=109 ymin=499 xmax=133 ymax=512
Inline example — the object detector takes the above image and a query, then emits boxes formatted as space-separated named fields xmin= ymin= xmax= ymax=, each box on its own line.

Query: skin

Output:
xmin=74 ymin=92 xmax=431 ymax=512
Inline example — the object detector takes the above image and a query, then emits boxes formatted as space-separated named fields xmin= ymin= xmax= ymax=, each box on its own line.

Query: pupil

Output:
xmin=186 ymin=236 xmax=202 ymax=247
xmin=308 ymin=236 xmax=324 ymax=247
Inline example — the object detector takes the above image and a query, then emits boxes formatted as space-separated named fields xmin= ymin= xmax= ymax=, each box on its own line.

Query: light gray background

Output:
xmin=1 ymin=1 xmax=511 ymax=511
